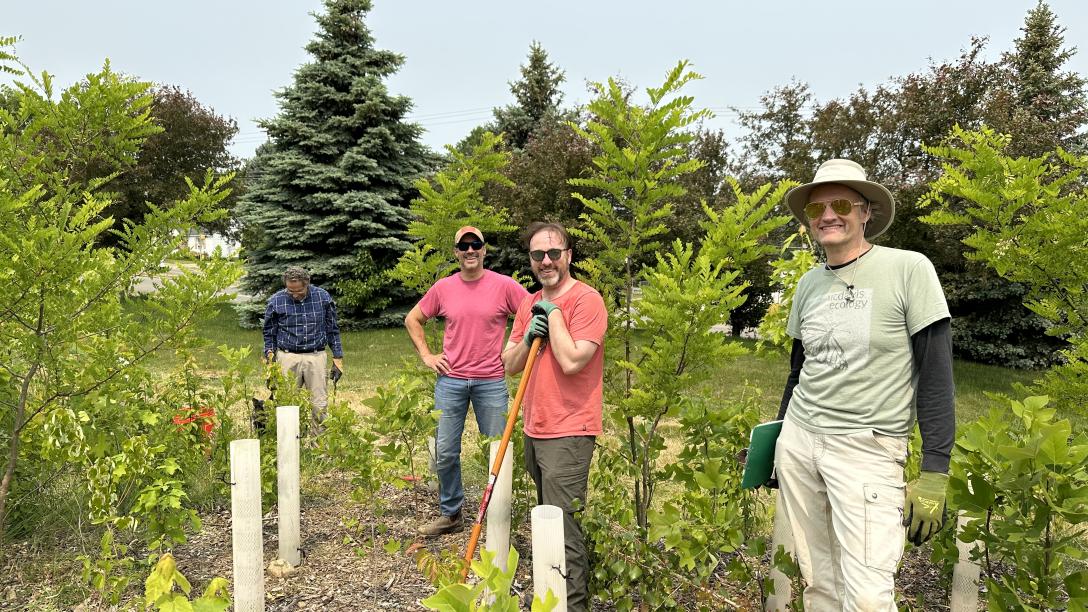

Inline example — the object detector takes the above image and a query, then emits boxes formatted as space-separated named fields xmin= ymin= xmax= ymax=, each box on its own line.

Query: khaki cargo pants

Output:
xmin=774 ymin=419 xmax=908 ymax=612
xmin=276 ymin=350 xmax=328 ymax=433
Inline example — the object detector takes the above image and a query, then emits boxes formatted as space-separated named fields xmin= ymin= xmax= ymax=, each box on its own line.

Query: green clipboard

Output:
xmin=740 ymin=420 xmax=783 ymax=489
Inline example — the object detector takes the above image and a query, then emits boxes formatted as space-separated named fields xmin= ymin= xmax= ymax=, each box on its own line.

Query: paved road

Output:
xmin=132 ymin=261 xmax=250 ymax=304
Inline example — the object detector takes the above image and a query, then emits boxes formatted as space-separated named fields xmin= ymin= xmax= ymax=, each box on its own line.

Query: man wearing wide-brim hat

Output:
xmin=768 ymin=159 xmax=956 ymax=610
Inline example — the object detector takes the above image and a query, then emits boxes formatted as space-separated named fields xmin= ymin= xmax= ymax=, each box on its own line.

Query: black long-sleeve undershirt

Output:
xmin=777 ymin=317 xmax=955 ymax=473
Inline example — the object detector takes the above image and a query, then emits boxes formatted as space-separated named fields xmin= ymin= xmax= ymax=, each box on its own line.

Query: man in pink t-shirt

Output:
xmin=405 ymin=226 xmax=528 ymax=537
xmin=502 ymin=222 xmax=606 ymax=612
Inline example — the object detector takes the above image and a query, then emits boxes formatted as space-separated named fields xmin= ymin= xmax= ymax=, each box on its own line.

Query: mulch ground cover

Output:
xmin=1 ymin=468 xmax=976 ymax=611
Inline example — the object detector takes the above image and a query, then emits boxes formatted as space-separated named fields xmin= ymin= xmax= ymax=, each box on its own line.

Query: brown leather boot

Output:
xmin=417 ymin=510 xmax=464 ymax=536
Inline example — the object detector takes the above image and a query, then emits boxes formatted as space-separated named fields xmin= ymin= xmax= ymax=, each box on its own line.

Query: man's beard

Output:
xmin=536 ymin=267 xmax=563 ymax=287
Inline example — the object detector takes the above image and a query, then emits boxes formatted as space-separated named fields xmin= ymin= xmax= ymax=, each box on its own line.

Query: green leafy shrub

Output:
xmin=757 ymin=228 xmax=815 ymax=352
xmin=78 ymin=528 xmax=135 ymax=606
xmin=144 ymin=552 xmax=230 ymax=611
xmin=420 ymin=547 xmax=557 ymax=612
xmin=951 ymin=395 xmax=1088 ymax=610
xmin=567 ymin=61 xmax=793 ymax=609
xmin=131 ymin=460 xmax=202 ymax=553
xmin=365 ymin=367 xmax=437 ymax=485
xmin=922 ymin=127 xmax=1088 ymax=414
xmin=0 ymin=39 xmax=240 ymax=551
xmin=313 ymin=401 xmax=382 ymax=503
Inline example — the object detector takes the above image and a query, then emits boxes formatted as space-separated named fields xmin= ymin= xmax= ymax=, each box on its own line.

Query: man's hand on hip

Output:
xmin=421 ymin=353 xmax=450 ymax=375
xmin=904 ymin=471 xmax=949 ymax=546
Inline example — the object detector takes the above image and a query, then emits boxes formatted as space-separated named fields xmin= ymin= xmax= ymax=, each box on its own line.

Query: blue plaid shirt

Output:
xmin=262 ymin=285 xmax=343 ymax=358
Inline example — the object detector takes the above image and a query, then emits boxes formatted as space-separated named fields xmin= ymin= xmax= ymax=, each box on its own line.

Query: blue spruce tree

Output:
xmin=237 ymin=0 xmax=435 ymax=326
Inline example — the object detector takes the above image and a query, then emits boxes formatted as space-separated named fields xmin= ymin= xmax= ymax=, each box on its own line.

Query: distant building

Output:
xmin=183 ymin=228 xmax=240 ymax=258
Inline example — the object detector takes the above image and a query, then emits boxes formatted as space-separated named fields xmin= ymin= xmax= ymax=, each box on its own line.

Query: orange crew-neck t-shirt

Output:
xmin=509 ymin=280 xmax=607 ymax=438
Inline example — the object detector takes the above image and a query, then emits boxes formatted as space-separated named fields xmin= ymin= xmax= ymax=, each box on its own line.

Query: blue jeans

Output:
xmin=434 ymin=376 xmax=509 ymax=516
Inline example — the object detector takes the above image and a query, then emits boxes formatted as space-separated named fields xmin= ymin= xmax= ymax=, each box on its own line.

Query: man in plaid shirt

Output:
xmin=262 ymin=266 xmax=344 ymax=433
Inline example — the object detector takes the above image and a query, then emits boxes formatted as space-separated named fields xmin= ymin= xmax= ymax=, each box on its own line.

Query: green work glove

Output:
xmin=903 ymin=471 xmax=949 ymax=546
xmin=524 ymin=313 xmax=549 ymax=347
xmin=531 ymin=299 xmax=559 ymax=318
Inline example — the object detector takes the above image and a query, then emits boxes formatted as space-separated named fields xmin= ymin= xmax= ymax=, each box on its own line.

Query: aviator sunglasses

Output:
xmin=804 ymin=199 xmax=864 ymax=220
xmin=455 ymin=240 xmax=485 ymax=251
xmin=529 ymin=248 xmax=566 ymax=262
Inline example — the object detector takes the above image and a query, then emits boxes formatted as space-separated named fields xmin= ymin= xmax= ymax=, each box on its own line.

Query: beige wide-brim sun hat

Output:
xmin=784 ymin=159 xmax=896 ymax=240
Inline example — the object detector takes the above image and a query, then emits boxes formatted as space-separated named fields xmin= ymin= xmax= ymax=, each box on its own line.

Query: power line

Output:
xmin=229 ymin=102 xmax=783 ymax=135
xmin=227 ymin=100 xmax=792 ymax=150
xmin=407 ymin=106 xmax=493 ymax=120
xmin=417 ymin=115 xmax=494 ymax=128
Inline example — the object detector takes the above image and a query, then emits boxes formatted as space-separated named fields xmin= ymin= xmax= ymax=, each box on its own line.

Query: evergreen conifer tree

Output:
xmin=451 ymin=43 xmax=580 ymax=277
xmin=491 ymin=42 xmax=567 ymax=150
xmin=455 ymin=42 xmax=568 ymax=154
xmin=1001 ymin=1 xmax=1087 ymax=155
xmin=236 ymin=0 xmax=434 ymax=325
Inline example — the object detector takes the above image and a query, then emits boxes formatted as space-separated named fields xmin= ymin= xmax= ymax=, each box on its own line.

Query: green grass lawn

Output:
xmin=165 ymin=307 xmax=1048 ymax=428
xmin=952 ymin=358 xmax=1042 ymax=422
xmin=149 ymin=305 xmax=415 ymax=399
xmin=674 ymin=336 xmax=1041 ymax=424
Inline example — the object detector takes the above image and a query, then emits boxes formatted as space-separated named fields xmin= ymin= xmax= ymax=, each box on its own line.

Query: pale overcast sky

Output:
xmin=6 ymin=1 xmax=1087 ymax=160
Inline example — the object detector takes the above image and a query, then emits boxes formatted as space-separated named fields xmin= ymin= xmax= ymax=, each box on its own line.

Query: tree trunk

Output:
xmin=0 ymin=364 xmax=37 ymax=546
xmin=0 ymin=427 xmax=18 ymax=546
xmin=627 ymin=416 xmax=643 ymax=531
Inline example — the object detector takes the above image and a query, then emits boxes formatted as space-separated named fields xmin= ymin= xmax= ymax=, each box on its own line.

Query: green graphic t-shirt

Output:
xmin=785 ymin=245 xmax=950 ymax=436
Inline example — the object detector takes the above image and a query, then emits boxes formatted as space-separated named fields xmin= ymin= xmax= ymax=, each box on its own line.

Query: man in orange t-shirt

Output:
xmin=503 ymin=222 xmax=606 ymax=612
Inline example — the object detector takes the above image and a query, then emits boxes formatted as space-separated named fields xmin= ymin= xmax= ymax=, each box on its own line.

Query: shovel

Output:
xmin=460 ymin=337 xmax=544 ymax=581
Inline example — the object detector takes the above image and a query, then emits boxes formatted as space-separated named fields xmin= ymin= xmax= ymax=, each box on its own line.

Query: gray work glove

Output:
xmin=524 ymin=313 xmax=549 ymax=347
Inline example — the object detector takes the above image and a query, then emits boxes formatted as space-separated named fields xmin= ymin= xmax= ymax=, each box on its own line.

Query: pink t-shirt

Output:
xmin=509 ymin=280 xmax=607 ymax=438
xmin=419 ymin=270 xmax=528 ymax=379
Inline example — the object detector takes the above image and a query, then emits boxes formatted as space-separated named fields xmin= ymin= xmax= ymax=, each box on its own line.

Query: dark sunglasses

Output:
xmin=455 ymin=240 xmax=485 ymax=251
xmin=529 ymin=248 xmax=566 ymax=262
xmin=804 ymin=199 xmax=863 ymax=220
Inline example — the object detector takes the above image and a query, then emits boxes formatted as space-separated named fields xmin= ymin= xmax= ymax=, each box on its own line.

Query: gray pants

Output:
xmin=276 ymin=350 xmax=328 ymax=432
xmin=524 ymin=435 xmax=595 ymax=612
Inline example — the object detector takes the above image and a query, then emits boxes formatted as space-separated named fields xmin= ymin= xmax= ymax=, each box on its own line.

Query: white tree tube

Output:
xmin=427 ymin=435 xmax=439 ymax=492
xmin=950 ymin=510 xmax=981 ymax=611
xmin=531 ymin=504 xmax=567 ymax=611
xmin=764 ymin=494 xmax=794 ymax=612
xmin=485 ymin=439 xmax=514 ymax=575
xmin=276 ymin=405 xmax=301 ymax=567
xmin=230 ymin=438 xmax=265 ymax=612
